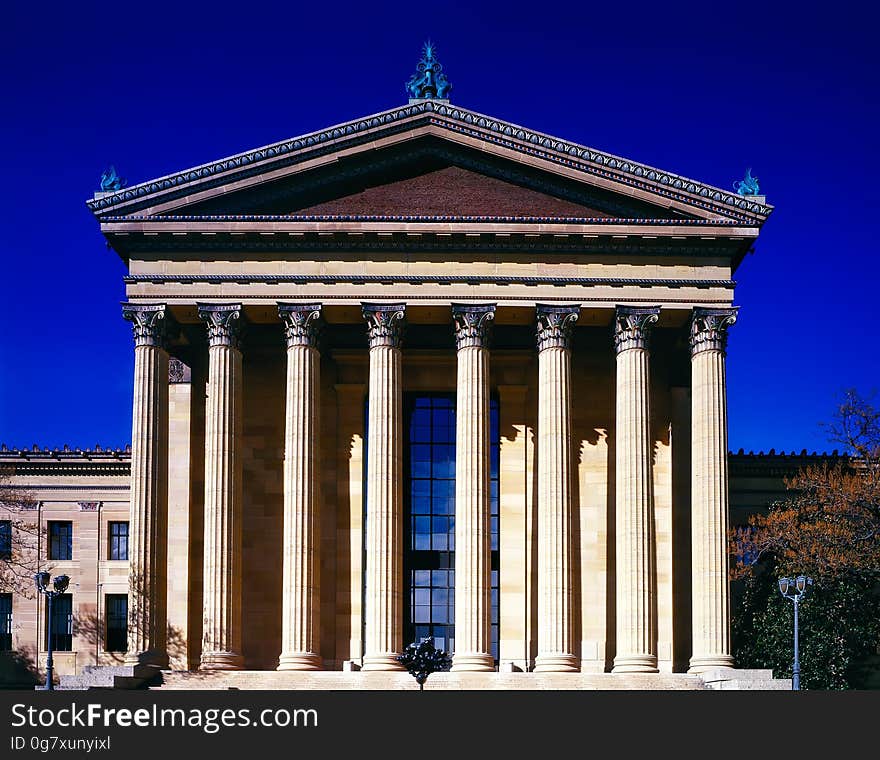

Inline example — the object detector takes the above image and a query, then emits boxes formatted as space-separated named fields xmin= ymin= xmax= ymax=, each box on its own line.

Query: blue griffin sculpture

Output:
xmin=406 ymin=41 xmax=451 ymax=100
xmin=100 ymin=165 xmax=126 ymax=192
xmin=733 ymin=168 xmax=760 ymax=196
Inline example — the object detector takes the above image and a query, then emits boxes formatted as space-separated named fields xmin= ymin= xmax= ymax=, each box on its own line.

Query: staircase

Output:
xmin=53 ymin=666 xmax=789 ymax=691
xmin=154 ymin=670 xmax=710 ymax=690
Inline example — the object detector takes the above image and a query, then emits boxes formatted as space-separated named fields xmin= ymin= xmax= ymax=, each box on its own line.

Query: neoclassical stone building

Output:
xmin=4 ymin=49 xmax=778 ymax=685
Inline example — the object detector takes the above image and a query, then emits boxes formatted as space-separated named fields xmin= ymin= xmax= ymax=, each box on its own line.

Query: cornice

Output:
xmin=124 ymin=274 xmax=735 ymax=289
xmin=105 ymin=214 xmax=745 ymax=226
xmin=87 ymin=101 xmax=772 ymax=223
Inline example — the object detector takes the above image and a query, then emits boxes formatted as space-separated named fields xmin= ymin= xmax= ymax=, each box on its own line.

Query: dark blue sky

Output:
xmin=1 ymin=1 xmax=877 ymax=454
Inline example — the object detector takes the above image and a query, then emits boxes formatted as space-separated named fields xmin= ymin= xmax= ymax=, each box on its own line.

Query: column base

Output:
xmin=361 ymin=654 xmax=405 ymax=672
xmin=688 ymin=654 xmax=735 ymax=674
xmin=277 ymin=652 xmax=322 ymax=671
xmin=612 ymin=654 xmax=659 ymax=673
xmin=451 ymin=653 xmax=495 ymax=672
xmin=123 ymin=649 xmax=168 ymax=669
xmin=533 ymin=653 xmax=579 ymax=673
xmin=199 ymin=651 xmax=244 ymax=671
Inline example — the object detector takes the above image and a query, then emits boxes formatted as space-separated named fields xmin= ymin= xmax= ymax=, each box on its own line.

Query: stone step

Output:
xmin=153 ymin=670 xmax=711 ymax=691
xmin=51 ymin=664 xmax=162 ymax=691
xmin=701 ymin=668 xmax=792 ymax=690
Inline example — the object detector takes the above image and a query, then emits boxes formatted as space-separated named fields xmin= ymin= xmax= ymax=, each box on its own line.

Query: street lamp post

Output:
xmin=34 ymin=572 xmax=70 ymax=691
xmin=778 ymin=575 xmax=812 ymax=691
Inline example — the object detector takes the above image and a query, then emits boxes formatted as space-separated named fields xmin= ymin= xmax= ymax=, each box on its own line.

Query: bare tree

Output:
xmin=0 ymin=466 xmax=47 ymax=597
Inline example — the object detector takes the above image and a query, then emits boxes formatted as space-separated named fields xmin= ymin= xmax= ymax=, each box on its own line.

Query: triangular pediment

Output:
xmin=88 ymin=101 xmax=772 ymax=226
xmin=170 ymin=137 xmax=669 ymax=220
xmin=294 ymin=164 xmax=615 ymax=218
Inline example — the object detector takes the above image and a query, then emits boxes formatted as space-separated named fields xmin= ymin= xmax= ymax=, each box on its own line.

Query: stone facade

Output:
xmin=1 ymin=94 xmax=784 ymax=686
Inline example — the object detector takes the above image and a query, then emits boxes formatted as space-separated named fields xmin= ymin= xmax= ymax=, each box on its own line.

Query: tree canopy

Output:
xmin=730 ymin=389 xmax=880 ymax=689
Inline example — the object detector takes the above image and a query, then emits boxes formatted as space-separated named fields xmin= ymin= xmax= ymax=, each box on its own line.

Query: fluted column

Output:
xmin=198 ymin=303 xmax=246 ymax=670
xmin=277 ymin=304 xmax=323 ymax=671
xmin=451 ymin=303 xmax=496 ymax=672
xmin=534 ymin=304 xmax=579 ymax=673
xmin=122 ymin=303 xmax=176 ymax=667
xmin=612 ymin=306 xmax=660 ymax=673
xmin=689 ymin=307 xmax=738 ymax=673
xmin=361 ymin=303 xmax=406 ymax=671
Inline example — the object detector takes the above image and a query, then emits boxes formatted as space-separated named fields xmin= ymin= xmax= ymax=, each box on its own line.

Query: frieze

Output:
xmin=689 ymin=307 xmax=738 ymax=355
xmin=196 ymin=303 xmax=246 ymax=349
xmin=128 ymin=293 xmax=728 ymax=306
xmin=278 ymin=303 xmax=322 ymax=348
xmin=613 ymin=306 xmax=661 ymax=353
xmin=111 ymin=235 xmax=745 ymax=258
xmin=362 ymin=303 xmax=406 ymax=349
xmin=88 ymin=101 xmax=772 ymax=222
xmin=452 ymin=304 xmax=496 ymax=350
xmin=535 ymin=304 xmax=580 ymax=352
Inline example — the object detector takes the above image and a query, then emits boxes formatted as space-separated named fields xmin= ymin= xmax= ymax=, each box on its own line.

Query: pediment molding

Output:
xmin=88 ymin=101 xmax=772 ymax=224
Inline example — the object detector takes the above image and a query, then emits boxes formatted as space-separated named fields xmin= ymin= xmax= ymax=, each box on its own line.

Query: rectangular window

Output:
xmin=0 ymin=520 xmax=11 ymax=561
xmin=47 ymin=594 xmax=72 ymax=651
xmin=48 ymin=521 xmax=72 ymax=561
xmin=105 ymin=595 xmax=128 ymax=652
xmin=108 ymin=522 xmax=129 ymax=561
xmin=0 ymin=594 xmax=12 ymax=650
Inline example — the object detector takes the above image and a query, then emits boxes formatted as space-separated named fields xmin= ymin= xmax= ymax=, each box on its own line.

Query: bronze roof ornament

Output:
xmin=406 ymin=41 xmax=451 ymax=101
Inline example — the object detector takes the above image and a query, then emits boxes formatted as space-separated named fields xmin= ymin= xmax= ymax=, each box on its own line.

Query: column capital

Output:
xmin=535 ymin=304 xmax=580 ymax=352
xmin=362 ymin=303 xmax=406 ymax=349
xmin=452 ymin=303 xmax=496 ymax=350
xmin=690 ymin=307 xmax=738 ymax=356
xmin=613 ymin=306 xmax=660 ymax=354
xmin=122 ymin=302 xmax=177 ymax=349
xmin=197 ymin=303 xmax=246 ymax=349
xmin=278 ymin=303 xmax=322 ymax=348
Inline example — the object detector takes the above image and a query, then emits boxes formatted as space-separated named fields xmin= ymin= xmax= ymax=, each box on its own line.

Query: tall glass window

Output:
xmin=403 ymin=394 xmax=499 ymax=662
xmin=47 ymin=594 xmax=72 ymax=651
xmin=105 ymin=594 xmax=128 ymax=652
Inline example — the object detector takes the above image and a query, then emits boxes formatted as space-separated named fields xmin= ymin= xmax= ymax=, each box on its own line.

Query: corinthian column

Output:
xmin=612 ymin=306 xmax=660 ymax=673
xmin=277 ymin=304 xmax=323 ymax=671
xmin=198 ymin=303 xmax=246 ymax=670
xmin=122 ymin=303 xmax=176 ymax=667
xmin=688 ymin=307 xmax=738 ymax=673
xmin=451 ymin=303 xmax=496 ymax=672
xmin=361 ymin=303 xmax=406 ymax=671
xmin=534 ymin=303 xmax=579 ymax=673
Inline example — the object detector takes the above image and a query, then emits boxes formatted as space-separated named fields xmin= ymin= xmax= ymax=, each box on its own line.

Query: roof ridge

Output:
xmin=729 ymin=448 xmax=844 ymax=457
